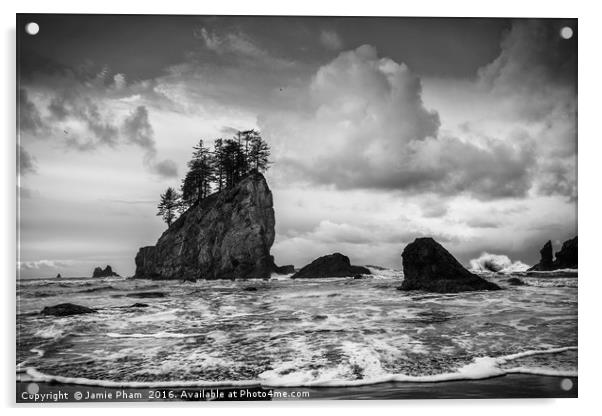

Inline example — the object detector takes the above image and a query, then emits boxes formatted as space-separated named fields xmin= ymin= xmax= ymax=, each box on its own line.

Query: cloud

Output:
xmin=18 ymin=145 xmax=36 ymax=175
xmin=320 ymin=30 xmax=343 ymax=50
xmin=469 ymin=252 xmax=530 ymax=273
xmin=477 ymin=19 xmax=577 ymax=200
xmin=18 ymin=88 xmax=45 ymax=134
xmin=261 ymin=44 xmax=536 ymax=199
xmin=122 ymin=106 xmax=179 ymax=178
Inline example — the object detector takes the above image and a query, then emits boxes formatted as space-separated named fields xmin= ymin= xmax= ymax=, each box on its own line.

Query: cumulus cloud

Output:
xmin=320 ymin=30 xmax=343 ymax=50
xmin=18 ymin=145 xmax=36 ymax=175
xmin=469 ymin=252 xmax=530 ymax=273
xmin=262 ymin=44 xmax=535 ymax=199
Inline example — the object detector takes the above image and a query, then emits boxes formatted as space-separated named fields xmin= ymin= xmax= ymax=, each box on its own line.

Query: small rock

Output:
xmin=507 ymin=277 xmax=526 ymax=286
xmin=243 ymin=287 xmax=258 ymax=292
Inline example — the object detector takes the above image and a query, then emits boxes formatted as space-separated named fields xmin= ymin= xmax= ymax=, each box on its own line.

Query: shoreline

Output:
xmin=16 ymin=374 xmax=577 ymax=402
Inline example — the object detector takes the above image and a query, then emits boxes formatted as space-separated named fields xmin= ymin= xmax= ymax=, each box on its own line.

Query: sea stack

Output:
xmin=528 ymin=237 xmax=577 ymax=271
xmin=134 ymin=171 xmax=275 ymax=280
xmin=399 ymin=238 xmax=500 ymax=292
xmin=291 ymin=253 xmax=371 ymax=279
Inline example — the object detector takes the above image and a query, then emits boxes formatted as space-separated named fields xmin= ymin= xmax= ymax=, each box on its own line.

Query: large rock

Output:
xmin=291 ymin=253 xmax=371 ymax=279
xmin=554 ymin=236 xmax=577 ymax=269
xmin=399 ymin=238 xmax=500 ymax=292
xmin=134 ymin=172 xmax=275 ymax=280
xmin=527 ymin=237 xmax=578 ymax=271
xmin=92 ymin=265 xmax=120 ymax=278
xmin=41 ymin=303 xmax=96 ymax=316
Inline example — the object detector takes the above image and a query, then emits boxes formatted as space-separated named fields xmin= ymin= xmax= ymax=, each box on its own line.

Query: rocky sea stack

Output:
xmin=134 ymin=171 xmax=275 ymax=280
xmin=92 ymin=265 xmax=120 ymax=278
xmin=291 ymin=253 xmax=371 ymax=279
xmin=400 ymin=238 xmax=501 ymax=292
xmin=528 ymin=236 xmax=577 ymax=271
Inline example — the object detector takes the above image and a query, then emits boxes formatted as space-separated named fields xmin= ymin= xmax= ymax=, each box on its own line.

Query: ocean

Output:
xmin=16 ymin=267 xmax=577 ymax=394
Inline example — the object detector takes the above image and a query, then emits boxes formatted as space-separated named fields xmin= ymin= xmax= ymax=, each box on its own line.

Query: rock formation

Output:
xmin=92 ymin=265 xmax=120 ymax=278
xmin=291 ymin=253 xmax=371 ymax=279
xmin=399 ymin=238 xmax=501 ymax=292
xmin=527 ymin=241 xmax=554 ymax=271
xmin=41 ymin=303 xmax=96 ymax=316
xmin=528 ymin=236 xmax=577 ymax=271
xmin=55 ymin=273 xmax=61 ymax=279
xmin=134 ymin=172 xmax=275 ymax=280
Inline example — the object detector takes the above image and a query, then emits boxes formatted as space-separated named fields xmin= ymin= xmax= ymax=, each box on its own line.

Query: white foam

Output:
xmin=469 ymin=252 xmax=530 ymax=273
xmin=20 ymin=345 xmax=577 ymax=388
xmin=34 ymin=326 xmax=65 ymax=339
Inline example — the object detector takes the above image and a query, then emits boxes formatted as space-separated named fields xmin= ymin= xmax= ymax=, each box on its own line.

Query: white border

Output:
xmin=2 ymin=0 xmax=600 ymax=414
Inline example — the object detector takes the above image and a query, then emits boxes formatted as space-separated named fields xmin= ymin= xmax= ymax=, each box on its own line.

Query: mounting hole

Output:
xmin=25 ymin=22 xmax=39 ymax=36
xmin=560 ymin=378 xmax=573 ymax=391
xmin=560 ymin=26 xmax=573 ymax=40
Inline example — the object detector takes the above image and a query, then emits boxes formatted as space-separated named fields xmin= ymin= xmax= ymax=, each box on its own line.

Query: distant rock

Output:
xmin=92 ymin=265 xmax=120 ymax=278
xmin=399 ymin=238 xmax=501 ymax=293
xmin=41 ymin=303 xmax=96 ymax=316
xmin=134 ymin=172 xmax=275 ymax=280
xmin=270 ymin=256 xmax=295 ymax=275
xmin=528 ymin=237 xmax=577 ymax=271
xmin=243 ymin=287 xmax=258 ymax=292
xmin=129 ymin=303 xmax=149 ymax=308
xmin=291 ymin=253 xmax=371 ymax=279
xmin=126 ymin=292 xmax=166 ymax=299
xmin=56 ymin=273 xmax=61 ymax=279
xmin=506 ymin=277 xmax=526 ymax=286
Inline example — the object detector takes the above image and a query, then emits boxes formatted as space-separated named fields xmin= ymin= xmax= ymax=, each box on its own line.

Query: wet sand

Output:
xmin=16 ymin=374 xmax=577 ymax=402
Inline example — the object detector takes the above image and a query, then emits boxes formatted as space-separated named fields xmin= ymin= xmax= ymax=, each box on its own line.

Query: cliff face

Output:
xmin=134 ymin=172 xmax=275 ymax=280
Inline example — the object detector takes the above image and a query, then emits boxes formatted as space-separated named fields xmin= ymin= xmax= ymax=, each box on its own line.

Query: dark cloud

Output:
xmin=17 ymin=145 xmax=36 ymax=175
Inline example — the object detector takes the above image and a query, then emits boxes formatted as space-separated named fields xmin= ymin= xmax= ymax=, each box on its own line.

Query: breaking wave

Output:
xmin=470 ymin=252 xmax=530 ymax=273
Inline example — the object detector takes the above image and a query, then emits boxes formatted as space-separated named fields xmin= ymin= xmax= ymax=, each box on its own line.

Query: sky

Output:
xmin=17 ymin=14 xmax=577 ymax=278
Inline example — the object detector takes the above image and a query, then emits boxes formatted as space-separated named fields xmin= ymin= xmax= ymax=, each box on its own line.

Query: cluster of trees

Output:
xmin=157 ymin=130 xmax=271 ymax=227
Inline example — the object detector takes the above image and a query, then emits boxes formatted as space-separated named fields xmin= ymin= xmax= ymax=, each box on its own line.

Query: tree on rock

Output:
xmin=157 ymin=187 xmax=181 ymax=227
xmin=181 ymin=140 xmax=215 ymax=205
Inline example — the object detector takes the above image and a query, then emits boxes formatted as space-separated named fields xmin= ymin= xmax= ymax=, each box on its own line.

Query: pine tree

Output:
xmin=157 ymin=187 xmax=181 ymax=227
xmin=248 ymin=133 xmax=271 ymax=172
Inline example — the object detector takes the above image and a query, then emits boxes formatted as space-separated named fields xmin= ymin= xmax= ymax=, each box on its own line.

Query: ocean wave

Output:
xmin=19 ymin=346 xmax=577 ymax=388
xmin=469 ymin=252 xmax=530 ymax=273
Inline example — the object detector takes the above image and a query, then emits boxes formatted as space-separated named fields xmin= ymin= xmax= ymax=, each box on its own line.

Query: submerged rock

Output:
xmin=134 ymin=172 xmax=275 ymax=280
xmin=399 ymin=238 xmax=501 ymax=293
xmin=507 ymin=277 xmax=526 ymax=286
xmin=129 ymin=303 xmax=150 ymax=308
xmin=126 ymin=292 xmax=166 ymax=299
xmin=528 ymin=236 xmax=578 ymax=271
xmin=92 ymin=265 xmax=120 ymax=278
xmin=41 ymin=303 xmax=96 ymax=316
xmin=291 ymin=253 xmax=371 ymax=279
